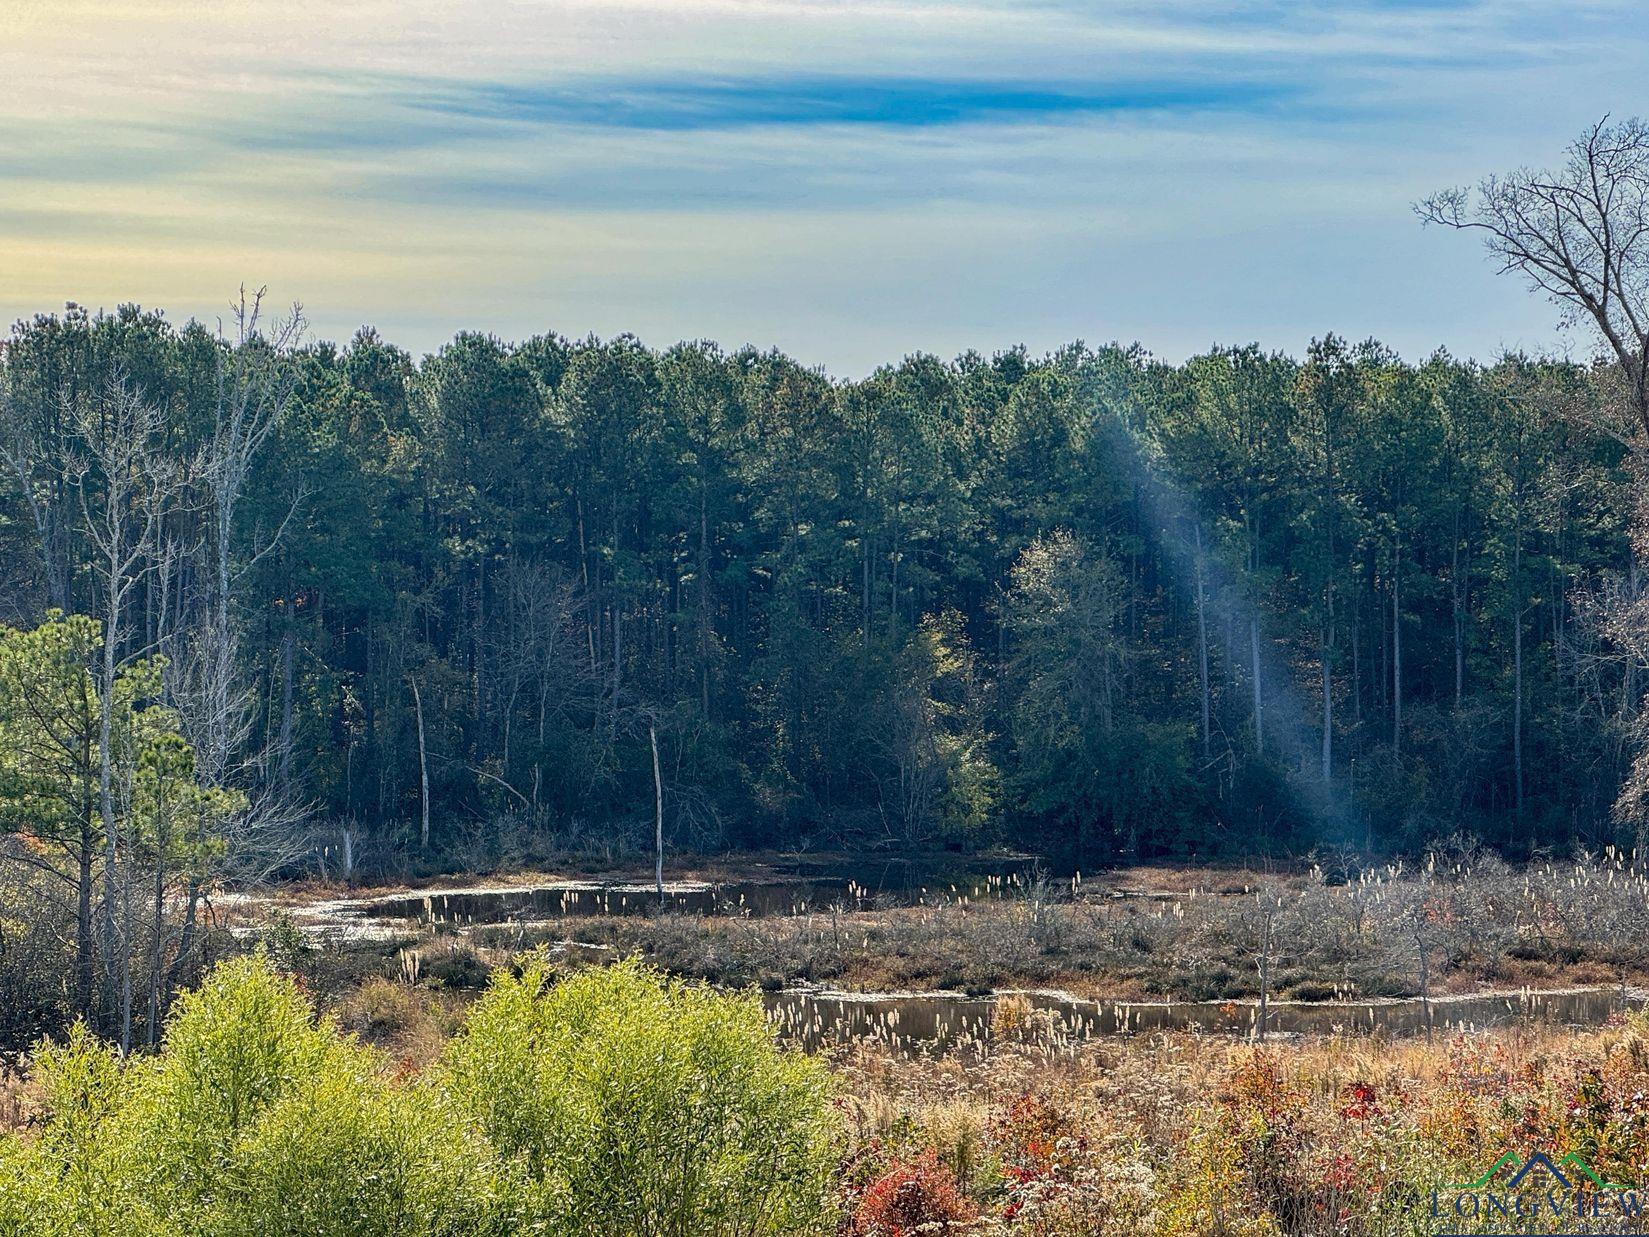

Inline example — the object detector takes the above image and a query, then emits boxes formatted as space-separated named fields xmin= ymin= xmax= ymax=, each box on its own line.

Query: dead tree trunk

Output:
xmin=651 ymin=720 xmax=665 ymax=903
xmin=411 ymin=675 xmax=430 ymax=850
xmin=1195 ymin=525 xmax=1211 ymax=760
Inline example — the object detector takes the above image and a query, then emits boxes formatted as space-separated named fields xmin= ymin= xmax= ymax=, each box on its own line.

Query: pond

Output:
xmin=764 ymin=984 xmax=1645 ymax=1051
xmin=315 ymin=855 xmax=1047 ymax=929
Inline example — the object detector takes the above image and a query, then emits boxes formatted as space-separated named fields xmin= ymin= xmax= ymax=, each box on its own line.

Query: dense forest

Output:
xmin=0 ymin=301 xmax=1637 ymax=871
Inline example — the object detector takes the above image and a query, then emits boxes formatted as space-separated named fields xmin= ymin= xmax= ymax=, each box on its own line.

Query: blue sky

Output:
xmin=2 ymin=0 xmax=1641 ymax=373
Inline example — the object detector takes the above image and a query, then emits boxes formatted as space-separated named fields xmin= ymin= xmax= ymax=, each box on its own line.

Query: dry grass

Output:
xmin=0 ymin=1057 xmax=41 ymax=1137
xmin=831 ymin=1016 xmax=1649 ymax=1234
xmin=467 ymin=853 xmax=1649 ymax=1002
xmin=329 ymin=976 xmax=465 ymax=1068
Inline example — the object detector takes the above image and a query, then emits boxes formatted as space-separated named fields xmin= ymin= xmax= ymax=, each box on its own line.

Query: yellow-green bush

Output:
xmin=0 ymin=957 xmax=494 ymax=1237
xmin=0 ymin=953 xmax=838 ymax=1237
xmin=208 ymin=1067 xmax=496 ymax=1237
xmin=443 ymin=955 xmax=838 ymax=1235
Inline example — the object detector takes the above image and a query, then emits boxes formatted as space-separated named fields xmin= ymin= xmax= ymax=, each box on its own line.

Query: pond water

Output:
xmin=319 ymin=856 xmax=1045 ymax=929
xmin=764 ymin=985 xmax=1644 ymax=1051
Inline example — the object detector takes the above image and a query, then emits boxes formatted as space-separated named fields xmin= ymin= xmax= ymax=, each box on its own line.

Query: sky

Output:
xmin=2 ymin=0 xmax=1643 ymax=375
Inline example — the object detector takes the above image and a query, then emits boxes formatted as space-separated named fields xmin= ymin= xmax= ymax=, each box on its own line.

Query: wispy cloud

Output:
xmin=376 ymin=72 xmax=1298 ymax=132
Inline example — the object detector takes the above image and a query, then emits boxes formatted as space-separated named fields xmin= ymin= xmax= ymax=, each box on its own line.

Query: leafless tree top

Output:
xmin=1419 ymin=116 xmax=1649 ymax=433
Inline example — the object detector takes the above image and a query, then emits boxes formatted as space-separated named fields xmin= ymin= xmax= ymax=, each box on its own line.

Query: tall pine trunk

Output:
xmin=1195 ymin=525 xmax=1211 ymax=760
xmin=1250 ymin=617 xmax=1264 ymax=756
xmin=1392 ymin=538 xmax=1402 ymax=760
xmin=411 ymin=675 xmax=430 ymax=850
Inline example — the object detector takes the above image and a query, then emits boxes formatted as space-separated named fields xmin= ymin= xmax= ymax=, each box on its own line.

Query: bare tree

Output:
xmin=1248 ymin=885 xmax=1287 ymax=1041
xmin=193 ymin=287 xmax=305 ymax=787
xmin=1419 ymin=116 xmax=1649 ymax=435
xmin=410 ymin=674 xmax=430 ymax=850
xmin=1194 ymin=524 xmax=1212 ymax=760
xmin=878 ymin=661 xmax=946 ymax=847
xmin=161 ymin=289 xmax=305 ymax=999
xmin=68 ymin=375 xmax=180 ymax=1049
xmin=493 ymin=561 xmax=595 ymax=813
xmin=650 ymin=719 xmax=664 ymax=903
xmin=1423 ymin=120 xmax=1649 ymax=831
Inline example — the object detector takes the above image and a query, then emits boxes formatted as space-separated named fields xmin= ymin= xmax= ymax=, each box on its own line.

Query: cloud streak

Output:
xmin=378 ymin=72 xmax=1299 ymax=132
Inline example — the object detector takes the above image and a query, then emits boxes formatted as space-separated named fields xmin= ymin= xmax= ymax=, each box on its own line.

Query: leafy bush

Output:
xmin=207 ymin=1066 xmax=495 ymax=1237
xmin=0 ymin=952 xmax=839 ymax=1235
xmin=443 ymin=954 xmax=838 ymax=1234
xmin=0 ymin=1022 xmax=119 ymax=1234
xmin=0 ymin=955 xmax=495 ymax=1237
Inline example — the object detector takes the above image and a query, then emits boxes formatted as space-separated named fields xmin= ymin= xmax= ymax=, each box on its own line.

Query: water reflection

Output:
xmin=327 ymin=858 xmax=1043 ymax=927
xmin=764 ymin=986 xmax=1644 ymax=1052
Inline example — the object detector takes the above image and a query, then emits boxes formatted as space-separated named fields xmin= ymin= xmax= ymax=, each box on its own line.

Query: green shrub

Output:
xmin=0 ymin=953 xmax=840 ymax=1236
xmin=0 ymin=1114 xmax=71 ymax=1236
xmin=0 ymin=955 xmax=495 ymax=1237
xmin=8 ymin=1020 xmax=147 ymax=1235
xmin=209 ymin=1067 xmax=496 ymax=1237
xmin=116 ymin=952 xmax=340 ymax=1208
xmin=444 ymin=955 xmax=838 ymax=1235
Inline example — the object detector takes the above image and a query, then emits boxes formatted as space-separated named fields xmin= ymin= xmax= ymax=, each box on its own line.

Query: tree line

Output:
xmin=1 ymin=300 xmax=1639 ymax=877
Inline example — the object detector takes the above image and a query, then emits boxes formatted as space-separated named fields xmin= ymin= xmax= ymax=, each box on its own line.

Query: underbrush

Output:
xmin=836 ymin=1014 xmax=1649 ymax=1235
xmin=7 ymin=944 xmax=1649 ymax=1235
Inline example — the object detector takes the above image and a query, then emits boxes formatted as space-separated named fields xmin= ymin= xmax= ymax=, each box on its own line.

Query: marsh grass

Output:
xmin=470 ymin=851 xmax=1649 ymax=1002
